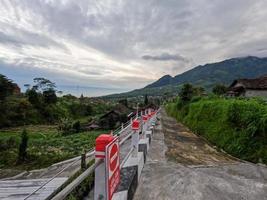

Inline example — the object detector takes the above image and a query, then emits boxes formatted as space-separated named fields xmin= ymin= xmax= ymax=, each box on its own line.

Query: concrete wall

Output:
xmin=245 ymin=89 xmax=267 ymax=98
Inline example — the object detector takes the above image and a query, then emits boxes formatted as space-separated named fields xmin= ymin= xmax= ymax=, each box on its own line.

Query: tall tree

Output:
xmin=33 ymin=78 xmax=56 ymax=92
xmin=179 ymin=83 xmax=194 ymax=103
xmin=212 ymin=84 xmax=228 ymax=95
xmin=17 ymin=129 xmax=28 ymax=163
xmin=0 ymin=74 xmax=15 ymax=101
xmin=43 ymin=89 xmax=57 ymax=104
xmin=144 ymin=94 xmax=149 ymax=105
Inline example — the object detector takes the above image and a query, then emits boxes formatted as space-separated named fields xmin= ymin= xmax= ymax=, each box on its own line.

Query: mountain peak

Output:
xmin=145 ymin=74 xmax=173 ymax=88
xmin=145 ymin=56 xmax=267 ymax=89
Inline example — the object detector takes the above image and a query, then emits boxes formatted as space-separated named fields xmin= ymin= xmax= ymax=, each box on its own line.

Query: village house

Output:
xmin=228 ymin=75 xmax=267 ymax=98
xmin=98 ymin=103 xmax=133 ymax=129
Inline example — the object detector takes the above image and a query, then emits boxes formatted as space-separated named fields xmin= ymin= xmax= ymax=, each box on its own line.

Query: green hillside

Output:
xmin=105 ymin=56 xmax=267 ymax=98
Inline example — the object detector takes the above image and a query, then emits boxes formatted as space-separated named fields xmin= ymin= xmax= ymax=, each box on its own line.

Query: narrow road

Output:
xmin=134 ymin=109 xmax=267 ymax=200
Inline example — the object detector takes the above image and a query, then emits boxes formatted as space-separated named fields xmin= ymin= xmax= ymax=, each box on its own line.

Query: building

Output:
xmin=228 ymin=75 xmax=267 ymax=97
xmin=98 ymin=103 xmax=133 ymax=129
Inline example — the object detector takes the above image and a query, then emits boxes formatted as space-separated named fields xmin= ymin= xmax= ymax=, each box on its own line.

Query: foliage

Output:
xmin=179 ymin=83 xmax=194 ymax=103
xmin=17 ymin=129 xmax=28 ymax=163
xmin=108 ymin=56 xmax=267 ymax=98
xmin=0 ymin=125 xmax=103 ymax=170
xmin=43 ymin=88 xmax=57 ymax=104
xmin=72 ymin=121 xmax=81 ymax=133
xmin=144 ymin=94 xmax=149 ymax=105
xmin=0 ymin=74 xmax=16 ymax=101
xmin=58 ymin=118 xmax=73 ymax=135
xmin=166 ymin=97 xmax=267 ymax=164
xmin=0 ymin=75 xmax=110 ymax=128
xmin=212 ymin=84 xmax=228 ymax=95
xmin=118 ymin=99 xmax=128 ymax=107
xmin=147 ymin=56 xmax=267 ymax=89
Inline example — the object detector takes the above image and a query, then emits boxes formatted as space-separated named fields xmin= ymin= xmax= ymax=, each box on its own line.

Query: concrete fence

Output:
xmin=49 ymin=108 xmax=159 ymax=200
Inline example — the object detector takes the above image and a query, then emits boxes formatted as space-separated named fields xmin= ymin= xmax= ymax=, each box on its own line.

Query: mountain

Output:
xmin=145 ymin=75 xmax=173 ymax=88
xmin=146 ymin=56 xmax=267 ymax=89
xmin=104 ymin=56 xmax=267 ymax=98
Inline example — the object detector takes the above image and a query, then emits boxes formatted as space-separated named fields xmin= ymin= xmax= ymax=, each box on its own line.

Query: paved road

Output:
xmin=134 ymin=109 xmax=267 ymax=200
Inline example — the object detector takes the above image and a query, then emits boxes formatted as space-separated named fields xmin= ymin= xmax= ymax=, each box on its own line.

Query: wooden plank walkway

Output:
xmin=0 ymin=177 xmax=67 ymax=200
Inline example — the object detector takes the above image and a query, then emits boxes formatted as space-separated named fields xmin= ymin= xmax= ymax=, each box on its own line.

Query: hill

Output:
xmin=105 ymin=56 xmax=267 ymax=98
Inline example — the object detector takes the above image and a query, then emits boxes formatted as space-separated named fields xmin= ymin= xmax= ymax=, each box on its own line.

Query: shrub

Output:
xmin=58 ymin=118 xmax=73 ymax=135
xmin=166 ymin=97 xmax=267 ymax=164
xmin=17 ymin=129 xmax=28 ymax=163
xmin=73 ymin=121 xmax=81 ymax=133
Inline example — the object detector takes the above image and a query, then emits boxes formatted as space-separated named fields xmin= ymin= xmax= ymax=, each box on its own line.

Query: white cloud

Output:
xmin=1 ymin=0 xmax=267 ymax=96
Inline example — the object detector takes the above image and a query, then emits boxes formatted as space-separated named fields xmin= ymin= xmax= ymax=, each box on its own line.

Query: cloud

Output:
xmin=1 ymin=0 xmax=267 ymax=96
xmin=142 ymin=53 xmax=190 ymax=63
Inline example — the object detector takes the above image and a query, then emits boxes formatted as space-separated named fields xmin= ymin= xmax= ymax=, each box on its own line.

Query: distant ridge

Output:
xmin=104 ymin=56 xmax=267 ymax=98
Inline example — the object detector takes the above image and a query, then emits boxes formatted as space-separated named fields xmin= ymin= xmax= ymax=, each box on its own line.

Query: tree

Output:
xmin=17 ymin=129 xmax=28 ymax=163
xmin=212 ymin=84 xmax=228 ymax=95
xmin=119 ymin=99 xmax=128 ymax=107
xmin=33 ymin=78 xmax=56 ymax=92
xmin=194 ymin=86 xmax=205 ymax=96
xmin=144 ymin=94 xmax=149 ymax=105
xmin=27 ymin=89 xmax=40 ymax=107
xmin=43 ymin=89 xmax=57 ymax=104
xmin=73 ymin=121 xmax=81 ymax=133
xmin=179 ymin=83 xmax=194 ymax=103
xmin=0 ymin=74 xmax=15 ymax=101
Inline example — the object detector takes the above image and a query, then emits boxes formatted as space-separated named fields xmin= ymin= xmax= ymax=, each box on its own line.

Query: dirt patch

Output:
xmin=161 ymin=109 xmax=236 ymax=166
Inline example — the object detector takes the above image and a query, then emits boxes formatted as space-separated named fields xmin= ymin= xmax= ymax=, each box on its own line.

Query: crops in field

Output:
xmin=0 ymin=125 xmax=104 ymax=170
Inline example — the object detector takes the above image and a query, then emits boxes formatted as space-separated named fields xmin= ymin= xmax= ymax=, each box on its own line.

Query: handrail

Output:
xmin=24 ymin=154 xmax=84 ymax=200
xmin=46 ymin=110 xmax=157 ymax=200
xmin=51 ymin=159 xmax=103 ymax=200
xmin=120 ymin=148 xmax=134 ymax=169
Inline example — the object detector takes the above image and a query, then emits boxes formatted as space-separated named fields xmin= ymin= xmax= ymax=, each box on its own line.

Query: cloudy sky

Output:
xmin=1 ymin=0 xmax=267 ymax=96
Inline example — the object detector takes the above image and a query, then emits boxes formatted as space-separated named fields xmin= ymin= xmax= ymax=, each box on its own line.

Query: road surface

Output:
xmin=134 ymin=109 xmax=267 ymax=200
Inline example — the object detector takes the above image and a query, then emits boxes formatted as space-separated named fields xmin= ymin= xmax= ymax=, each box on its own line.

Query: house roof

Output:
xmin=99 ymin=103 xmax=134 ymax=119
xmin=99 ymin=110 xmax=121 ymax=119
xmin=230 ymin=75 xmax=267 ymax=90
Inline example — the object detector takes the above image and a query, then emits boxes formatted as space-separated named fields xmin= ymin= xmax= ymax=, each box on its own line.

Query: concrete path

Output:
xmin=0 ymin=177 xmax=67 ymax=200
xmin=134 ymin=109 xmax=267 ymax=200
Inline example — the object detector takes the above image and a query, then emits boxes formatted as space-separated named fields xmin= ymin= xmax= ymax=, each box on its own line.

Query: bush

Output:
xmin=58 ymin=118 xmax=73 ymax=135
xmin=166 ymin=97 xmax=267 ymax=164
xmin=73 ymin=121 xmax=81 ymax=133
xmin=17 ymin=129 xmax=28 ymax=163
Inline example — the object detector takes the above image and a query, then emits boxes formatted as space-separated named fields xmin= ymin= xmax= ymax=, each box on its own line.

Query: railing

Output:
xmin=51 ymin=159 xmax=103 ymax=200
xmin=44 ymin=110 xmax=157 ymax=200
xmin=47 ymin=115 xmax=140 ymax=200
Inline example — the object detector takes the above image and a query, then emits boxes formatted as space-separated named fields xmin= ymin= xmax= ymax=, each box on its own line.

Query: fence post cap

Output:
xmin=132 ymin=119 xmax=140 ymax=130
xmin=95 ymin=134 xmax=114 ymax=158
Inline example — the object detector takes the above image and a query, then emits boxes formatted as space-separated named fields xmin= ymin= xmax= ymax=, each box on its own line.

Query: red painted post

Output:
xmin=94 ymin=134 xmax=120 ymax=200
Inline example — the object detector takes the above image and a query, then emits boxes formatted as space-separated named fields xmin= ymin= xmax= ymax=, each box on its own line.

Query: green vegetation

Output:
xmin=17 ymin=129 xmax=28 ymax=163
xmin=0 ymin=76 xmax=111 ymax=128
xmin=212 ymin=84 xmax=228 ymax=95
xmin=0 ymin=74 xmax=114 ymax=172
xmin=166 ymin=85 xmax=267 ymax=164
xmin=0 ymin=125 xmax=103 ymax=170
xmin=108 ymin=56 xmax=267 ymax=98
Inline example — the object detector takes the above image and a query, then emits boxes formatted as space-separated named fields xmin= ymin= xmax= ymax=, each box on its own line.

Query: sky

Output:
xmin=1 ymin=0 xmax=267 ymax=96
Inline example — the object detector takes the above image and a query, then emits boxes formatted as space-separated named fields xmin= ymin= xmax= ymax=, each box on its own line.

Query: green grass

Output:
xmin=166 ymin=97 xmax=267 ymax=164
xmin=0 ymin=125 xmax=105 ymax=170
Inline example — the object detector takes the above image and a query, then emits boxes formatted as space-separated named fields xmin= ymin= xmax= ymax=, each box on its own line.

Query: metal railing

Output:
xmin=46 ymin=110 xmax=157 ymax=200
xmin=49 ymin=116 xmax=139 ymax=200
xmin=51 ymin=159 xmax=103 ymax=200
